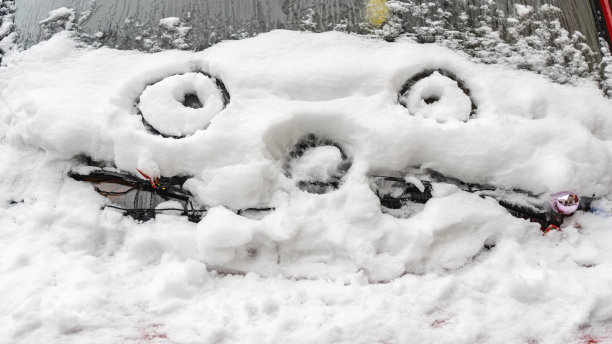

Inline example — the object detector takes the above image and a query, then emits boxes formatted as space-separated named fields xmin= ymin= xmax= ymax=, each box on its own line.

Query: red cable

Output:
xmin=602 ymin=0 xmax=612 ymax=44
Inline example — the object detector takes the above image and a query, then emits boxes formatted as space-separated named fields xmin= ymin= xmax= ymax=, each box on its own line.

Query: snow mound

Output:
xmin=1 ymin=30 xmax=612 ymax=343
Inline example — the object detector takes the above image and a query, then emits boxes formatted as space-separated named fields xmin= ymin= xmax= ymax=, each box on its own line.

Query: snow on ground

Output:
xmin=1 ymin=30 xmax=612 ymax=343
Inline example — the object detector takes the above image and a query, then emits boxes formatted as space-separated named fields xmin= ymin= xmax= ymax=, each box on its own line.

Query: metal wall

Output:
xmin=12 ymin=0 xmax=602 ymax=56
xmin=14 ymin=0 xmax=365 ymax=49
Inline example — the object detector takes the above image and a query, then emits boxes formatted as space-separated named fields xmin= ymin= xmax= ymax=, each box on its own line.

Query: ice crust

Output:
xmin=1 ymin=30 xmax=612 ymax=343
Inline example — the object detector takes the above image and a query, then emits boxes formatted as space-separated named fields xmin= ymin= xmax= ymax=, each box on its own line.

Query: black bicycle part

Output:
xmin=69 ymin=170 xmax=191 ymax=201
xmin=370 ymin=176 xmax=433 ymax=209
xmin=369 ymin=174 xmax=581 ymax=230
xmin=69 ymin=169 xmax=199 ymax=221
xmin=70 ymin=169 xmax=274 ymax=222
xmin=70 ymin=168 xmax=588 ymax=230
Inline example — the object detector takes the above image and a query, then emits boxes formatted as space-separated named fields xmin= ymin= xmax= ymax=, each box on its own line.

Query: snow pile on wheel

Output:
xmin=399 ymin=70 xmax=474 ymax=122
xmin=138 ymin=72 xmax=225 ymax=137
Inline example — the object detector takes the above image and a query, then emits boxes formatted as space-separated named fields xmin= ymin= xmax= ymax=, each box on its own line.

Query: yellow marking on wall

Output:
xmin=365 ymin=0 xmax=389 ymax=28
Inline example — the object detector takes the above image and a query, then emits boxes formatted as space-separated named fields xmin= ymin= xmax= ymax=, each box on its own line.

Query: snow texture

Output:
xmin=1 ymin=30 xmax=612 ymax=343
xmin=138 ymin=72 xmax=224 ymax=137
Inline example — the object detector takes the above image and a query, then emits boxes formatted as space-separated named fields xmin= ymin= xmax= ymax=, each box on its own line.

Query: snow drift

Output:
xmin=1 ymin=30 xmax=612 ymax=343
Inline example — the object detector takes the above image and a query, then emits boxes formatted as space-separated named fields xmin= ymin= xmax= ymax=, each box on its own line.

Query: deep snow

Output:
xmin=1 ymin=30 xmax=612 ymax=343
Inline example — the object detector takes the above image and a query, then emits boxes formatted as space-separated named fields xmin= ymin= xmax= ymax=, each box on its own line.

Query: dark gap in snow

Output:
xmin=182 ymin=93 xmax=202 ymax=109
xmin=246 ymin=247 xmax=258 ymax=258
xmin=423 ymin=96 xmax=440 ymax=104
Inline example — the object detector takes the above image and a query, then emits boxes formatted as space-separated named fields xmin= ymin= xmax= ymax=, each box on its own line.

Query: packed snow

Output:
xmin=1 ymin=30 xmax=612 ymax=343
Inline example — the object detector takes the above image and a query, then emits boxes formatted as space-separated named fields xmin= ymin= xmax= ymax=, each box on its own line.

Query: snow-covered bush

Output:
xmin=157 ymin=17 xmax=191 ymax=50
xmin=371 ymin=1 xmax=600 ymax=87
xmin=600 ymin=38 xmax=612 ymax=97
xmin=39 ymin=7 xmax=76 ymax=40
xmin=0 ymin=0 xmax=16 ymax=64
